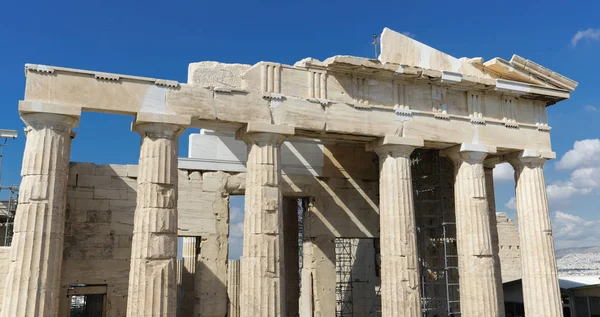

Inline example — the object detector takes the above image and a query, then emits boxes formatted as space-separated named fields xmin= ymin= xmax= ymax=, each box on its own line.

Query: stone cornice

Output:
xmin=320 ymin=56 xmax=570 ymax=103
xmin=25 ymin=63 xmax=180 ymax=88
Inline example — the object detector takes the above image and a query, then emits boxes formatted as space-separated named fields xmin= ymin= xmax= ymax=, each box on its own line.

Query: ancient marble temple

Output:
xmin=0 ymin=28 xmax=576 ymax=317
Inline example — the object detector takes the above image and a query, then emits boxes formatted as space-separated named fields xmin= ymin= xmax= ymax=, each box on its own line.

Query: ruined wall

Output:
xmin=181 ymin=170 xmax=230 ymax=317
xmin=55 ymin=163 xmax=230 ymax=317
xmin=496 ymin=212 xmax=522 ymax=282
xmin=58 ymin=163 xmax=136 ymax=316
xmin=57 ymin=160 xmax=379 ymax=317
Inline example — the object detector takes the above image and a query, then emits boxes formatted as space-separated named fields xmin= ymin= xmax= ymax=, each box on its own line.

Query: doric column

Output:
xmin=126 ymin=113 xmax=189 ymax=317
xmin=442 ymin=144 xmax=500 ymax=317
xmin=181 ymin=237 xmax=198 ymax=317
xmin=237 ymin=123 xmax=294 ymax=317
xmin=228 ymin=260 xmax=241 ymax=317
xmin=368 ymin=135 xmax=423 ymax=317
xmin=1 ymin=108 xmax=79 ymax=317
xmin=484 ymin=163 xmax=506 ymax=317
xmin=508 ymin=150 xmax=562 ymax=317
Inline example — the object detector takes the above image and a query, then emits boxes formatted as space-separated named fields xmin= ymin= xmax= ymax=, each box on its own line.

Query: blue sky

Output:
xmin=1 ymin=0 xmax=599 ymax=255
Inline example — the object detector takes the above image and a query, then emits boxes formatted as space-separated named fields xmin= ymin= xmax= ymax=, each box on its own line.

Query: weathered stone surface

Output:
xmin=126 ymin=121 xmax=185 ymax=317
xmin=180 ymin=237 xmax=197 ymax=317
xmin=239 ymin=128 xmax=289 ymax=317
xmin=444 ymin=145 xmax=500 ymax=317
xmin=372 ymin=138 xmax=422 ymax=317
xmin=509 ymin=152 xmax=562 ymax=317
xmin=228 ymin=260 xmax=241 ymax=317
xmin=188 ymin=61 xmax=250 ymax=89
xmin=496 ymin=213 xmax=522 ymax=282
xmin=485 ymin=166 xmax=506 ymax=317
xmin=1 ymin=112 xmax=78 ymax=317
xmin=301 ymin=237 xmax=335 ymax=317
xmin=379 ymin=28 xmax=492 ymax=78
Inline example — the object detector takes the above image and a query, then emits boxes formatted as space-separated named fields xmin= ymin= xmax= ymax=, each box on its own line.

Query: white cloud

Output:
xmin=585 ymin=105 xmax=597 ymax=112
xmin=228 ymin=221 xmax=245 ymax=260
xmin=553 ymin=211 xmax=600 ymax=249
xmin=228 ymin=203 xmax=245 ymax=260
xmin=228 ymin=234 xmax=243 ymax=260
xmin=493 ymin=163 xmax=514 ymax=182
xmin=547 ymin=181 xmax=592 ymax=201
xmin=230 ymin=206 xmax=243 ymax=222
xmin=402 ymin=31 xmax=416 ymax=38
xmin=547 ymin=139 xmax=600 ymax=203
xmin=556 ymin=139 xmax=600 ymax=170
xmin=571 ymin=28 xmax=600 ymax=47
xmin=505 ymin=197 xmax=516 ymax=210
xmin=230 ymin=221 xmax=244 ymax=238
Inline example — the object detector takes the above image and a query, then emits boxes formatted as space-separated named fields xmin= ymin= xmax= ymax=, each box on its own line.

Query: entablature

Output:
xmin=22 ymin=60 xmax=556 ymax=153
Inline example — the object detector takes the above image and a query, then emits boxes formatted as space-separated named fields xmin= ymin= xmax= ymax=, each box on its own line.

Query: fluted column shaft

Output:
xmin=181 ymin=237 xmax=197 ymax=317
xmin=509 ymin=155 xmax=562 ymax=317
xmin=1 ymin=113 xmax=78 ymax=317
xmin=239 ymin=132 xmax=287 ymax=317
xmin=228 ymin=260 xmax=241 ymax=317
xmin=446 ymin=147 xmax=499 ymax=317
xmin=374 ymin=143 xmax=422 ymax=317
xmin=127 ymin=122 xmax=185 ymax=317
xmin=484 ymin=166 xmax=506 ymax=317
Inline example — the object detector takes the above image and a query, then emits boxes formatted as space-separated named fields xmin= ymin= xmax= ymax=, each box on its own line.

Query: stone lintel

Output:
xmin=236 ymin=123 xmax=294 ymax=146
xmin=19 ymin=100 xmax=82 ymax=118
xmin=235 ymin=123 xmax=295 ymax=142
xmin=134 ymin=112 xmax=192 ymax=126
xmin=441 ymin=143 xmax=497 ymax=156
xmin=365 ymin=135 xmax=424 ymax=152
xmin=505 ymin=149 xmax=556 ymax=161
xmin=245 ymin=122 xmax=295 ymax=135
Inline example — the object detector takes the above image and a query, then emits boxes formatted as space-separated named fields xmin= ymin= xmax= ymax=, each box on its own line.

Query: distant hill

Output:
xmin=556 ymin=246 xmax=600 ymax=259
xmin=556 ymin=246 xmax=600 ymax=276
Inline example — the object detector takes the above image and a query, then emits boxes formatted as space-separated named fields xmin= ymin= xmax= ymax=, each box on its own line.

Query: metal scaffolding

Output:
xmin=298 ymin=198 xmax=307 ymax=288
xmin=368 ymin=239 xmax=381 ymax=316
xmin=2 ymin=185 xmax=19 ymax=246
xmin=412 ymin=149 xmax=460 ymax=316
xmin=0 ymin=129 xmax=19 ymax=247
xmin=335 ymin=238 xmax=355 ymax=317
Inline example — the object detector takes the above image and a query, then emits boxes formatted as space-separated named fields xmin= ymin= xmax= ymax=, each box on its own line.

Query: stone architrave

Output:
xmin=442 ymin=144 xmax=500 ymax=317
xmin=126 ymin=113 xmax=189 ymax=317
xmin=1 ymin=111 xmax=79 ymax=317
xmin=368 ymin=135 xmax=423 ymax=317
xmin=484 ymin=164 xmax=506 ymax=317
xmin=508 ymin=150 xmax=562 ymax=317
xmin=237 ymin=123 xmax=294 ymax=317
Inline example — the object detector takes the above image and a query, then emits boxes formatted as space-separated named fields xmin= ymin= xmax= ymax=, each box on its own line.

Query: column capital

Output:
xmin=483 ymin=156 xmax=503 ymax=169
xmin=441 ymin=143 xmax=497 ymax=164
xmin=506 ymin=149 xmax=556 ymax=169
xmin=19 ymin=101 xmax=80 ymax=131
xmin=236 ymin=122 xmax=294 ymax=145
xmin=132 ymin=112 xmax=191 ymax=138
xmin=366 ymin=135 xmax=423 ymax=157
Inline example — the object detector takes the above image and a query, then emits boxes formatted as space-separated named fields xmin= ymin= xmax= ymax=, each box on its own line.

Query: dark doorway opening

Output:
xmin=68 ymin=284 xmax=107 ymax=317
